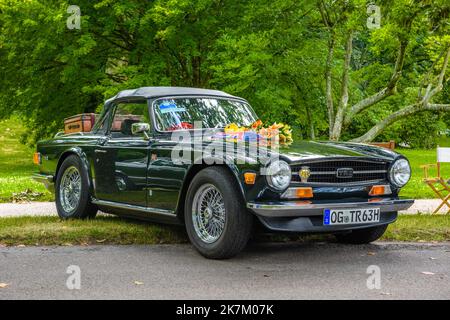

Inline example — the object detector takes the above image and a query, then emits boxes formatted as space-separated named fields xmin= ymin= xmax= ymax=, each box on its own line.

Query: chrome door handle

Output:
xmin=94 ymin=149 xmax=107 ymax=153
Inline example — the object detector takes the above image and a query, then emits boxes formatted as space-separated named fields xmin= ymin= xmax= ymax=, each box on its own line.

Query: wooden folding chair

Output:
xmin=421 ymin=147 xmax=450 ymax=214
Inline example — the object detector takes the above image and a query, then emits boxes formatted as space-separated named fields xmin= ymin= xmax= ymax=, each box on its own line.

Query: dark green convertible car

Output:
xmin=32 ymin=87 xmax=414 ymax=259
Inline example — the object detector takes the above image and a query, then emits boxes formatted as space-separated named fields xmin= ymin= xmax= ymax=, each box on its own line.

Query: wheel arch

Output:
xmin=55 ymin=148 xmax=94 ymax=193
xmin=175 ymin=161 xmax=246 ymax=222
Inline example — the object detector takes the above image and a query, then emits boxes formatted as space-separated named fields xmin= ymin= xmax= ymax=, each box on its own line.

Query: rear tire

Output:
xmin=185 ymin=167 xmax=253 ymax=259
xmin=335 ymin=224 xmax=388 ymax=244
xmin=55 ymin=155 xmax=97 ymax=219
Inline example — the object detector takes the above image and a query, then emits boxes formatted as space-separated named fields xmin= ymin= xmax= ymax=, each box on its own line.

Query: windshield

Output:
xmin=153 ymin=97 xmax=258 ymax=131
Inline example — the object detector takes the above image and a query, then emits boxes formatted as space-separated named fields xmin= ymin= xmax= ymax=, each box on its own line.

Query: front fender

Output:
xmin=191 ymin=154 xmax=252 ymax=200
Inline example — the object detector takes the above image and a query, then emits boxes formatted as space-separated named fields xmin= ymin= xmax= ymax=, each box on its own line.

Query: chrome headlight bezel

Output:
xmin=265 ymin=160 xmax=291 ymax=191
xmin=389 ymin=158 xmax=411 ymax=187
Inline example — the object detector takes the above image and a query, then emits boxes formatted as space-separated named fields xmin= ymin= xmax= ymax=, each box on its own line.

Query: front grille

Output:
xmin=291 ymin=159 xmax=389 ymax=185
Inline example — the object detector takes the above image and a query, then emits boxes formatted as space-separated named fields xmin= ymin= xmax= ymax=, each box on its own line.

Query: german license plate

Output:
xmin=323 ymin=208 xmax=380 ymax=226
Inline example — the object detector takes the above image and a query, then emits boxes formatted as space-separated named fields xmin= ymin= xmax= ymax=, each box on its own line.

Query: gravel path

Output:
xmin=404 ymin=199 xmax=450 ymax=214
xmin=0 ymin=199 xmax=448 ymax=217
xmin=0 ymin=202 xmax=57 ymax=217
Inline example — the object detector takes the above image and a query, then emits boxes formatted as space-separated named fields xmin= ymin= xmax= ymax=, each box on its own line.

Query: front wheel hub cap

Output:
xmin=192 ymin=184 xmax=226 ymax=244
xmin=59 ymin=166 xmax=81 ymax=213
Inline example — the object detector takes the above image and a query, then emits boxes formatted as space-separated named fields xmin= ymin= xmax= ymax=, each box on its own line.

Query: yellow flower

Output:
xmin=225 ymin=123 xmax=239 ymax=133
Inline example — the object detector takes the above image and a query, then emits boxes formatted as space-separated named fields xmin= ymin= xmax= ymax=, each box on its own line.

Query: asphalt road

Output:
xmin=1 ymin=242 xmax=449 ymax=300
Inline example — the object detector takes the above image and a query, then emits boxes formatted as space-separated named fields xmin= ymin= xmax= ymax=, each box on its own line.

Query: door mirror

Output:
xmin=131 ymin=122 xmax=150 ymax=139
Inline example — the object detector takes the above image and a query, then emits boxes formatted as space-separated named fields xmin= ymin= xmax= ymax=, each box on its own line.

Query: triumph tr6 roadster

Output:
xmin=32 ymin=87 xmax=414 ymax=259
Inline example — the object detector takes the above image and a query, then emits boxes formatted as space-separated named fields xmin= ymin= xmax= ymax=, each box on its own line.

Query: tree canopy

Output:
xmin=0 ymin=0 xmax=449 ymax=147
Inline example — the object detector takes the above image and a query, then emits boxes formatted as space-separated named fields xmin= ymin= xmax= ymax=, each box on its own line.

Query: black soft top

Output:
xmin=105 ymin=86 xmax=244 ymax=107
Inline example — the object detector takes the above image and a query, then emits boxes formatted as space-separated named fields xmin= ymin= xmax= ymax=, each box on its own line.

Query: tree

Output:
xmin=318 ymin=0 xmax=450 ymax=141
xmin=209 ymin=0 xmax=328 ymax=139
xmin=1 ymin=0 xmax=449 ymax=144
xmin=0 ymin=0 xmax=246 ymax=142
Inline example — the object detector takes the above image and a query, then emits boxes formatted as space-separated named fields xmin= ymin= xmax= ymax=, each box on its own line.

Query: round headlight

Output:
xmin=389 ymin=158 xmax=411 ymax=187
xmin=266 ymin=160 xmax=291 ymax=190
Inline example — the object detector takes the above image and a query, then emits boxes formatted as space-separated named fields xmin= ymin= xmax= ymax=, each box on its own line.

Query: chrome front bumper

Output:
xmin=31 ymin=173 xmax=55 ymax=192
xmin=247 ymin=198 xmax=414 ymax=218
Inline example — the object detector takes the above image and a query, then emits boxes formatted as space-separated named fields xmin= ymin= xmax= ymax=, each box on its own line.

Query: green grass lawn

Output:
xmin=0 ymin=216 xmax=187 ymax=246
xmin=0 ymin=118 xmax=53 ymax=203
xmin=0 ymin=118 xmax=447 ymax=202
xmin=383 ymin=214 xmax=450 ymax=242
xmin=0 ymin=215 xmax=448 ymax=246
xmin=397 ymin=149 xmax=448 ymax=199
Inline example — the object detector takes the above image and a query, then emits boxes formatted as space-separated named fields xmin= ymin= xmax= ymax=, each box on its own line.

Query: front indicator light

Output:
xmin=369 ymin=185 xmax=392 ymax=196
xmin=244 ymin=172 xmax=256 ymax=185
xmin=33 ymin=152 xmax=41 ymax=165
xmin=281 ymin=187 xmax=313 ymax=199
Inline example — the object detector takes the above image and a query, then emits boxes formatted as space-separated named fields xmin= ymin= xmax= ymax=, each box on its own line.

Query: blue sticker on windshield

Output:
xmin=159 ymin=103 xmax=186 ymax=114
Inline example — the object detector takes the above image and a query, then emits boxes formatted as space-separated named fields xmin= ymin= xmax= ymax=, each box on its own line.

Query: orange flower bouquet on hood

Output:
xmin=223 ymin=120 xmax=293 ymax=146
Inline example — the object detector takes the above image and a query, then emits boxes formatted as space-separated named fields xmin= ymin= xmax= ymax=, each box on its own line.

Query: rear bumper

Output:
xmin=247 ymin=198 xmax=414 ymax=233
xmin=247 ymin=198 xmax=414 ymax=218
xmin=31 ymin=173 xmax=55 ymax=193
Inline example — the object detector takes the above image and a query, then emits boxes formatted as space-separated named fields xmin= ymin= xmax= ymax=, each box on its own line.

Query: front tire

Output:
xmin=55 ymin=155 xmax=97 ymax=219
xmin=185 ymin=167 xmax=253 ymax=259
xmin=335 ymin=224 xmax=388 ymax=244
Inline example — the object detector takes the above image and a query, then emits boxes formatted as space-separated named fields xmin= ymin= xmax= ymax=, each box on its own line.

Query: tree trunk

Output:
xmin=352 ymin=47 xmax=450 ymax=142
xmin=351 ymin=103 xmax=450 ymax=142
xmin=325 ymin=34 xmax=335 ymax=137
xmin=305 ymin=104 xmax=316 ymax=140
xmin=351 ymin=103 xmax=421 ymax=142
xmin=343 ymin=41 xmax=407 ymax=128
xmin=330 ymin=32 xmax=353 ymax=141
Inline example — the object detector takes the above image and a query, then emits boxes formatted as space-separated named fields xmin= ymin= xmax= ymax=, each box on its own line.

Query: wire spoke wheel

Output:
xmin=192 ymin=184 xmax=226 ymax=244
xmin=59 ymin=166 xmax=82 ymax=214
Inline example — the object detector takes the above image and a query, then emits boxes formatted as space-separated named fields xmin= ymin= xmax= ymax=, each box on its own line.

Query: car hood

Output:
xmin=276 ymin=140 xmax=399 ymax=162
xmin=158 ymin=135 xmax=400 ymax=164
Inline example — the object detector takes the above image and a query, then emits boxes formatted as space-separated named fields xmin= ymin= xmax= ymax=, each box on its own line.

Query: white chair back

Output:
xmin=437 ymin=147 xmax=450 ymax=163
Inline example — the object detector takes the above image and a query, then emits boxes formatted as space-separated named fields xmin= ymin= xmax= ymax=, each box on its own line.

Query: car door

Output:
xmin=146 ymin=137 xmax=187 ymax=212
xmin=93 ymin=99 xmax=151 ymax=207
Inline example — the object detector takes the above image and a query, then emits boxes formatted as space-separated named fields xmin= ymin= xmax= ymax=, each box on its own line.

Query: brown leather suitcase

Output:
xmin=64 ymin=113 xmax=97 ymax=134
xmin=369 ymin=140 xmax=395 ymax=150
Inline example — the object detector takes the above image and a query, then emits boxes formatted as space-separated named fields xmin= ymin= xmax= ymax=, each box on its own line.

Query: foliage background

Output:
xmin=0 ymin=0 xmax=449 ymax=147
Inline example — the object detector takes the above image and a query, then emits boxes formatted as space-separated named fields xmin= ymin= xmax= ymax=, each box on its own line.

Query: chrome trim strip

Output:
xmin=353 ymin=170 xmax=387 ymax=174
xmin=289 ymin=179 xmax=386 ymax=186
xmin=31 ymin=173 xmax=54 ymax=183
xmin=91 ymin=199 xmax=176 ymax=217
xmin=247 ymin=198 xmax=414 ymax=217
xmin=290 ymin=158 xmax=388 ymax=164
xmin=31 ymin=173 xmax=55 ymax=192
xmin=292 ymin=170 xmax=387 ymax=175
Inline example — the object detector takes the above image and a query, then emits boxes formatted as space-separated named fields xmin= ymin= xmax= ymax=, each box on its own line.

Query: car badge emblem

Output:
xmin=336 ymin=168 xmax=354 ymax=178
xmin=299 ymin=166 xmax=311 ymax=183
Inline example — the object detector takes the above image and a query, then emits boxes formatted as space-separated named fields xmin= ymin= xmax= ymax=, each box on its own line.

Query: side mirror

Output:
xmin=131 ymin=122 xmax=150 ymax=139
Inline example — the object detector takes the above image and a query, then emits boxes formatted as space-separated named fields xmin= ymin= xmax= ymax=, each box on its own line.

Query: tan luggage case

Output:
xmin=64 ymin=113 xmax=97 ymax=134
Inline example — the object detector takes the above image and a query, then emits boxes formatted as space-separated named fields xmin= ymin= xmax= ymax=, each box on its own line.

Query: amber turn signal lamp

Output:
xmin=369 ymin=185 xmax=391 ymax=196
xmin=282 ymin=187 xmax=314 ymax=199
xmin=244 ymin=172 xmax=256 ymax=185
xmin=296 ymin=187 xmax=313 ymax=198
xmin=33 ymin=152 xmax=41 ymax=165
